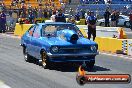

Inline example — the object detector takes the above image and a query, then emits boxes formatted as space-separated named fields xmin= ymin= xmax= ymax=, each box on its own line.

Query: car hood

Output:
xmin=125 ymin=18 xmax=129 ymax=21
xmin=98 ymin=19 xmax=105 ymax=22
xmin=41 ymin=37 xmax=97 ymax=46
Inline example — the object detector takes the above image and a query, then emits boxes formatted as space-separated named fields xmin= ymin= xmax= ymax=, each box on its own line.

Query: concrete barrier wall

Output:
xmin=14 ymin=23 xmax=33 ymax=36
xmin=95 ymin=37 xmax=123 ymax=53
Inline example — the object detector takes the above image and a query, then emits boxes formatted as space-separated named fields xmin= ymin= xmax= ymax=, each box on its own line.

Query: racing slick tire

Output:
xmin=124 ymin=21 xmax=130 ymax=28
xmin=23 ymin=47 xmax=31 ymax=62
xmin=41 ymin=51 xmax=50 ymax=69
xmin=86 ymin=60 xmax=95 ymax=70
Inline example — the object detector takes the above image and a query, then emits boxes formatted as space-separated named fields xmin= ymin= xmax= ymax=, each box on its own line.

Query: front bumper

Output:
xmin=47 ymin=52 xmax=99 ymax=57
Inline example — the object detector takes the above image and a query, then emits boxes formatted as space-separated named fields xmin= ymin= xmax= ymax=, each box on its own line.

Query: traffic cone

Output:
xmin=119 ymin=28 xmax=124 ymax=39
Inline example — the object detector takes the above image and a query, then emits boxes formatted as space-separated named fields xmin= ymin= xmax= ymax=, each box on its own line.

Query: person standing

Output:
xmin=69 ymin=8 xmax=74 ymax=16
xmin=86 ymin=11 xmax=97 ymax=41
xmin=43 ymin=8 xmax=48 ymax=18
xmin=75 ymin=12 xmax=80 ymax=21
xmin=0 ymin=10 xmax=6 ymax=33
xmin=104 ymin=9 xmax=111 ymax=27
xmin=111 ymin=11 xmax=116 ymax=27
xmin=28 ymin=11 xmax=34 ymax=24
xmin=55 ymin=9 xmax=66 ymax=22
xmin=38 ymin=7 xmax=43 ymax=18
xmin=115 ymin=11 xmax=120 ymax=27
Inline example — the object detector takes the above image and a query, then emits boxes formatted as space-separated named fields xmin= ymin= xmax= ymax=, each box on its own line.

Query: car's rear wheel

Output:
xmin=86 ymin=60 xmax=95 ymax=70
xmin=41 ymin=51 xmax=50 ymax=69
xmin=124 ymin=21 xmax=130 ymax=28
xmin=23 ymin=47 xmax=31 ymax=62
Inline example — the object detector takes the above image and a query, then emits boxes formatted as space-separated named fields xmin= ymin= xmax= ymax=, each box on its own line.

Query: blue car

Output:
xmin=21 ymin=22 xmax=98 ymax=69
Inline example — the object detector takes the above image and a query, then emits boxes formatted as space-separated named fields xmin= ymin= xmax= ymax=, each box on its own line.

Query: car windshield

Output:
xmin=42 ymin=24 xmax=83 ymax=37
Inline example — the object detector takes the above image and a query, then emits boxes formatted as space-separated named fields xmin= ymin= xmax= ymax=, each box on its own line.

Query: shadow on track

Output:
xmin=50 ymin=64 xmax=110 ymax=72
xmin=27 ymin=60 xmax=110 ymax=72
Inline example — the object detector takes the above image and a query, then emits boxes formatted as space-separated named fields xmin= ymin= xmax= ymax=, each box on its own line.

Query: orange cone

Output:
xmin=119 ymin=29 xmax=124 ymax=39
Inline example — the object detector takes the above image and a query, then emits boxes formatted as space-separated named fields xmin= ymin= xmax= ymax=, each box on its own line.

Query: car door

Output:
xmin=30 ymin=25 xmax=42 ymax=59
xmin=26 ymin=25 xmax=36 ymax=55
xmin=118 ymin=16 xmax=124 ymax=26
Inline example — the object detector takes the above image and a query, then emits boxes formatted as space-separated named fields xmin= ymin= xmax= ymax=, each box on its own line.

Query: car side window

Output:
xmin=119 ymin=16 xmax=123 ymax=19
xmin=29 ymin=26 xmax=36 ymax=36
xmin=33 ymin=26 xmax=41 ymax=38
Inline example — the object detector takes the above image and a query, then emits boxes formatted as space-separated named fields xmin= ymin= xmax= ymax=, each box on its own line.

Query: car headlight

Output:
xmin=51 ymin=46 xmax=59 ymax=53
xmin=90 ymin=45 xmax=97 ymax=52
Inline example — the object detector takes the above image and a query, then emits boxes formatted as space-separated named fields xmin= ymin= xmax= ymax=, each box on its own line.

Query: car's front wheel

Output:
xmin=86 ymin=60 xmax=95 ymax=70
xmin=124 ymin=21 xmax=130 ymax=28
xmin=41 ymin=51 xmax=50 ymax=69
xmin=23 ymin=47 xmax=31 ymax=62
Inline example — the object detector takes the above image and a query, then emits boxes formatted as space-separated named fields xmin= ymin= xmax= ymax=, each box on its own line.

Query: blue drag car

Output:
xmin=21 ymin=22 xmax=98 ymax=69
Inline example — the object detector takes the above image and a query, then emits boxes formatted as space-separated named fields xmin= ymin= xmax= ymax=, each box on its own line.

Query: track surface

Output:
xmin=0 ymin=34 xmax=132 ymax=88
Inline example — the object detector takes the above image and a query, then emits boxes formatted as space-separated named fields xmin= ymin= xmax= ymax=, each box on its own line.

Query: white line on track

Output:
xmin=1 ymin=33 xmax=132 ymax=60
xmin=0 ymin=81 xmax=11 ymax=88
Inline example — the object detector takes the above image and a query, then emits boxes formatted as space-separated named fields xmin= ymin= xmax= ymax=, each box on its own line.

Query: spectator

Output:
xmin=115 ymin=11 xmax=120 ymax=27
xmin=129 ymin=11 xmax=132 ymax=30
xmin=61 ymin=3 xmax=65 ymax=13
xmin=75 ymin=12 xmax=80 ymax=21
xmin=111 ymin=11 xmax=116 ymax=27
xmin=85 ymin=10 xmax=90 ymax=19
xmin=33 ymin=8 xmax=38 ymax=18
xmin=28 ymin=11 xmax=34 ymax=23
xmin=85 ymin=11 xmax=90 ymax=25
xmin=55 ymin=9 xmax=66 ymax=22
xmin=0 ymin=10 xmax=6 ymax=33
xmin=80 ymin=9 xmax=86 ymax=19
xmin=104 ymin=9 xmax=111 ymax=27
xmin=38 ymin=7 xmax=43 ymax=18
xmin=50 ymin=12 xmax=56 ymax=22
xmin=43 ymin=8 xmax=48 ymax=18
xmin=69 ymin=8 xmax=74 ymax=16
xmin=21 ymin=3 xmax=26 ymax=18
xmin=48 ymin=8 xmax=53 ymax=18
xmin=11 ymin=11 xmax=18 ymax=29
xmin=86 ymin=11 xmax=97 ymax=41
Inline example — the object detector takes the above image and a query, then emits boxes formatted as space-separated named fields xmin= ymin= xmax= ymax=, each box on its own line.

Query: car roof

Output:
xmin=37 ymin=22 xmax=74 ymax=26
